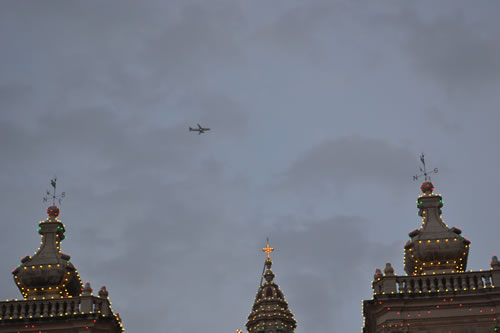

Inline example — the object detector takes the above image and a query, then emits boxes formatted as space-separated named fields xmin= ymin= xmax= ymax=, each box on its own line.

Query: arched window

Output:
xmin=266 ymin=287 xmax=273 ymax=297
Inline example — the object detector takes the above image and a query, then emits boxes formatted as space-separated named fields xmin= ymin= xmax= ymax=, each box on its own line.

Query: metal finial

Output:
xmin=42 ymin=177 xmax=66 ymax=205
xmin=259 ymin=237 xmax=274 ymax=286
xmin=262 ymin=239 xmax=274 ymax=260
xmin=412 ymin=153 xmax=438 ymax=182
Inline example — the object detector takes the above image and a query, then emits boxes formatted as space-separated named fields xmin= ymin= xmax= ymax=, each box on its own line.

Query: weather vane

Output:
xmin=42 ymin=177 xmax=66 ymax=206
xmin=413 ymin=153 xmax=438 ymax=182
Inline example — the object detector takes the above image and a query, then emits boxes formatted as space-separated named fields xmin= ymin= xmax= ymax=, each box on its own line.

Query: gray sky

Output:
xmin=1 ymin=1 xmax=500 ymax=332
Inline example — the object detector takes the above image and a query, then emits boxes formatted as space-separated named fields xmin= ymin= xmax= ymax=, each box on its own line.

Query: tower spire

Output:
xmin=246 ymin=242 xmax=296 ymax=333
xmin=12 ymin=192 xmax=82 ymax=299
xmin=260 ymin=238 xmax=274 ymax=286
xmin=404 ymin=172 xmax=470 ymax=275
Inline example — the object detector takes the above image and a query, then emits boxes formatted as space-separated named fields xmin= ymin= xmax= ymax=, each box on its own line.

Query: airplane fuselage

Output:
xmin=189 ymin=126 xmax=210 ymax=134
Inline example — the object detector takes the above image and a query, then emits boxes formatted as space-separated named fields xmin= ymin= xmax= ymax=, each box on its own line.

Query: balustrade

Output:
xmin=373 ymin=271 xmax=496 ymax=295
xmin=0 ymin=296 xmax=112 ymax=320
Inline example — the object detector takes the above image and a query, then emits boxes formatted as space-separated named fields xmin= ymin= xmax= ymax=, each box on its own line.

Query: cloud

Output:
xmin=424 ymin=107 xmax=463 ymax=136
xmin=51 ymin=157 xmax=260 ymax=332
xmin=406 ymin=13 xmax=500 ymax=89
xmin=251 ymin=2 xmax=338 ymax=53
xmin=137 ymin=1 xmax=247 ymax=89
xmin=268 ymin=215 xmax=400 ymax=332
xmin=280 ymin=136 xmax=415 ymax=194
xmin=370 ymin=4 xmax=500 ymax=95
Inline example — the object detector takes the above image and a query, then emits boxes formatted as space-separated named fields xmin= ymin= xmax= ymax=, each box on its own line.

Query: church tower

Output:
xmin=363 ymin=180 xmax=500 ymax=333
xmin=0 ymin=204 xmax=123 ymax=332
xmin=245 ymin=242 xmax=297 ymax=333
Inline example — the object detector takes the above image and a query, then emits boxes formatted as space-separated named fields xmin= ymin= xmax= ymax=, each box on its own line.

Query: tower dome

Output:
xmin=246 ymin=243 xmax=296 ymax=333
xmin=404 ymin=182 xmax=470 ymax=275
xmin=11 ymin=206 xmax=83 ymax=299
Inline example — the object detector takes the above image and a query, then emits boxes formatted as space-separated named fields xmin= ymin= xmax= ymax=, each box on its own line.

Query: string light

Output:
xmin=246 ymin=242 xmax=296 ymax=332
xmin=3 ymin=206 xmax=124 ymax=332
xmin=365 ymin=181 xmax=500 ymax=333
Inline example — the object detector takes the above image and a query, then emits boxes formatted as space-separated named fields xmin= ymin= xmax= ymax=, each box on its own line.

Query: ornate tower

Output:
xmin=0 ymin=203 xmax=123 ymax=332
xmin=12 ymin=205 xmax=83 ymax=299
xmin=404 ymin=181 xmax=470 ymax=275
xmin=363 ymin=181 xmax=500 ymax=333
xmin=245 ymin=242 xmax=297 ymax=333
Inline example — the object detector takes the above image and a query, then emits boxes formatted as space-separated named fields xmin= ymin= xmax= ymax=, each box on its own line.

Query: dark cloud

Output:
xmin=371 ymin=4 xmax=500 ymax=95
xmin=139 ymin=2 xmax=247 ymax=85
xmin=270 ymin=215 xmax=400 ymax=332
xmin=424 ymin=107 xmax=463 ymax=136
xmin=405 ymin=13 xmax=500 ymax=90
xmin=251 ymin=2 xmax=339 ymax=54
xmin=281 ymin=136 xmax=415 ymax=194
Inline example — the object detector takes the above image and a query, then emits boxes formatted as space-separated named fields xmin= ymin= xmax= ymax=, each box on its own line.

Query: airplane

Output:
xmin=189 ymin=123 xmax=210 ymax=134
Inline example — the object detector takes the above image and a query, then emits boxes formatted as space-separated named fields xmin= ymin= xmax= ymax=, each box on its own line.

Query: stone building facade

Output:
xmin=363 ymin=181 xmax=500 ymax=333
xmin=0 ymin=205 xmax=123 ymax=332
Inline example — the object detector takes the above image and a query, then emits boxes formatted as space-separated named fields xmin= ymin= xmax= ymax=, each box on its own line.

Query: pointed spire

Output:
xmin=98 ymin=286 xmax=109 ymax=298
xmin=246 ymin=242 xmax=296 ymax=333
xmin=262 ymin=241 xmax=276 ymax=284
xmin=82 ymin=281 xmax=93 ymax=296
xmin=384 ymin=262 xmax=395 ymax=276
xmin=263 ymin=259 xmax=275 ymax=284
xmin=491 ymin=255 xmax=500 ymax=270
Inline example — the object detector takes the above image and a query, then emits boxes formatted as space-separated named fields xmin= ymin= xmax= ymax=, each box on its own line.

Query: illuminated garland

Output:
xmin=6 ymin=206 xmax=124 ymax=332
xmin=245 ymin=243 xmax=297 ymax=332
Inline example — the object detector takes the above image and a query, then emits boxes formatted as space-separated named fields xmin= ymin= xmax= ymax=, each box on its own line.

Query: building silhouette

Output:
xmin=363 ymin=181 xmax=500 ymax=333
xmin=0 ymin=205 xmax=123 ymax=332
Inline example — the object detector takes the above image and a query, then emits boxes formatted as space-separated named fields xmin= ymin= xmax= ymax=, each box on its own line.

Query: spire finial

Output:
xmin=82 ymin=281 xmax=93 ymax=296
xmin=262 ymin=238 xmax=274 ymax=260
xmin=98 ymin=286 xmax=109 ymax=298
xmin=43 ymin=176 xmax=66 ymax=206
xmin=384 ymin=262 xmax=395 ymax=276
xmin=413 ymin=153 xmax=438 ymax=182
xmin=491 ymin=255 xmax=500 ymax=270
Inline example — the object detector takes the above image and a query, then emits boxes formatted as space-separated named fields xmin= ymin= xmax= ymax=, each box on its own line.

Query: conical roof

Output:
xmin=404 ymin=182 xmax=470 ymax=275
xmin=12 ymin=206 xmax=83 ymax=299
xmin=246 ymin=243 xmax=296 ymax=333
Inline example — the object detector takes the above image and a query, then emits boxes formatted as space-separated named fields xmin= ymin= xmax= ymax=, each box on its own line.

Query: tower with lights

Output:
xmin=363 ymin=181 xmax=500 ymax=333
xmin=245 ymin=242 xmax=297 ymax=333
xmin=0 ymin=204 xmax=123 ymax=332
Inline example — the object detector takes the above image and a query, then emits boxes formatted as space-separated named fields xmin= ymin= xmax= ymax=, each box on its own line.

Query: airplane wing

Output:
xmin=197 ymin=123 xmax=202 ymax=129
